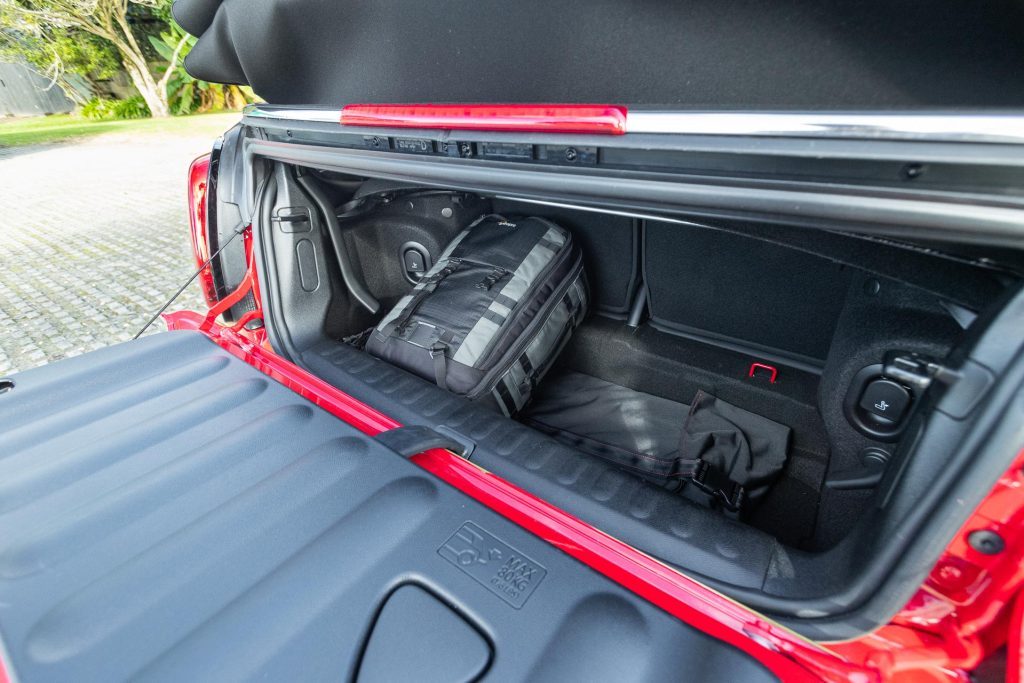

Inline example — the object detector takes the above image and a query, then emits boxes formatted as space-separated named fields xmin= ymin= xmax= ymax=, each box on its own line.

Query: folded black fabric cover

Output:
xmin=677 ymin=390 xmax=791 ymax=505
xmin=522 ymin=372 xmax=790 ymax=508
xmin=522 ymin=371 xmax=689 ymax=477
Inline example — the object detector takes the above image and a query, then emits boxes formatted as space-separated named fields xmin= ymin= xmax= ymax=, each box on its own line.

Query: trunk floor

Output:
xmin=302 ymin=338 xmax=785 ymax=589
xmin=303 ymin=321 xmax=829 ymax=555
xmin=555 ymin=319 xmax=831 ymax=548
xmin=521 ymin=368 xmax=825 ymax=548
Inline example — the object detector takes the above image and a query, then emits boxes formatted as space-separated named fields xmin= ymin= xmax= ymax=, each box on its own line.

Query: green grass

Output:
xmin=0 ymin=112 xmax=240 ymax=148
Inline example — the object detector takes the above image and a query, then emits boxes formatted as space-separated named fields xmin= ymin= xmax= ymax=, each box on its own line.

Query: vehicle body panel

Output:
xmin=160 ymin=304 xmax=1024 ymax=681
xmin=175 ymin=103 xmax=1024 ymax=678
xmin=0 ymin=327 xmax=790 ymax=682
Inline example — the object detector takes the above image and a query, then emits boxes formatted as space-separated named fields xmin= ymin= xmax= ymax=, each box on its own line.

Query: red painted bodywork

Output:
xmin=340 ymin=103 xmax=629 ymax=135
xmin=164 ymin=288 xmax=1024 ymax=682
xmin=187 ymin=154 xmax=218 ymax=307
xmin=1009 ymin=596 xmax=1024 ymax=683
xmin=165 ymin=309 xmax=869 ymax=682
xmin=829 ymin=447 xmax=1024 ymax=681
xmin=172 ymin=116 xmax=1024 ymax=679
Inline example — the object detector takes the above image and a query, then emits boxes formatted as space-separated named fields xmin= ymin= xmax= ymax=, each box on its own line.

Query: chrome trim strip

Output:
xmin=626 ymin=112 xmax=1024 ymax=144
xmin=244 ymin=104 xmax=1024 ymax=144
xmin=243 ymin=104 xmax=341 ymax=123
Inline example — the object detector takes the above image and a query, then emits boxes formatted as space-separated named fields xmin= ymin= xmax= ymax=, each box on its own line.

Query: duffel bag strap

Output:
xmin=678 ymin=458 xmax=746 ymax=512
xmin=428 ymin=329 xmax=457 ymax=390
xmin=429 ymin=341 xmax=449 ymax=390
xmin=342 ymin=327 xmax=374 ymax=349
xmin=379 ymin=258 xmax=462 ymax=339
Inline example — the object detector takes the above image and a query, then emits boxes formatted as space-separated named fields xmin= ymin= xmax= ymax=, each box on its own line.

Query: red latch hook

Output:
xmin=748 ymin=362 xmax=778 ymax=384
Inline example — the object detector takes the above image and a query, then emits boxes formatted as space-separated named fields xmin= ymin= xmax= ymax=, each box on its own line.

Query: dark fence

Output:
xmin=0 ymin=62 xmax=75 ymax=117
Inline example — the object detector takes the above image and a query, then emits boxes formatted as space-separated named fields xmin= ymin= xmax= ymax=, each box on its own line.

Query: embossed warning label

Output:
xmin=438 ymin=521 xmax=547 ymax=608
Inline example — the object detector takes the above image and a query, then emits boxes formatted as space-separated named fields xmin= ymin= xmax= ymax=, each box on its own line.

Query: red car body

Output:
xmin=169 ymin=138 xmax=1024 ymax=682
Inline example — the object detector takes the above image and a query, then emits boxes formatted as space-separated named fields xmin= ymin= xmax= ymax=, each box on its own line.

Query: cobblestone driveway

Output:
xmin=0 ymin=113 xmax=241 ymax=375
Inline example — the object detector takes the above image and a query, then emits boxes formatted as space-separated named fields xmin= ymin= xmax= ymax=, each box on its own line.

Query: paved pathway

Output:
xmin=0 ymin=113 xmax=241 ymax=375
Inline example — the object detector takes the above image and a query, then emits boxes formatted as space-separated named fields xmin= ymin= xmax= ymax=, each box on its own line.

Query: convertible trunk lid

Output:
xmin=0 ymin=330 xmax=798 ymax=682
xmin=172 ymin=0 xmax=1024 ymax=109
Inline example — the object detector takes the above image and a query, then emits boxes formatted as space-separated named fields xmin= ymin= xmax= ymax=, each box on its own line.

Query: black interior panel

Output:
xmin=339 ymin=191 xmax=488 ymax=309
xmin=0 ymin=331 xmax=776 ymax=683
xmin=644 ymin=221 xmax=853 ymax=364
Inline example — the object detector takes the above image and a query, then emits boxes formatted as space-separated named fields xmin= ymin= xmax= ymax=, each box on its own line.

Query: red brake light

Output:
xmin=340 ymin=104 xmax=628 ymax=135
xmin=187 ymin=153 xmax=219 ymax=307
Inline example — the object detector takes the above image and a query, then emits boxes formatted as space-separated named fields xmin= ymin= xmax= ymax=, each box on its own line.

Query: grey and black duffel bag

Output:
xmin=365 ymin=214 xmax=588 ymax=415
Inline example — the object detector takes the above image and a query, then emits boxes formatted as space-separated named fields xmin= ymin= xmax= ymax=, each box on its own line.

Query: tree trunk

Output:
xmin=111 ymin=11 xmax=171 ymax=118
xmin=123 ymin=59 xmax=170 ymax=117
xmin=4 ymin=3 xmax=174 ymax=118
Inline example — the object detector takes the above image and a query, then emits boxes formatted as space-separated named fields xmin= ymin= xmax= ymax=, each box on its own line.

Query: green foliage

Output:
xmin=0 ymin=111 xmax=243 ymax=148
xmin=0 ymin=12 xmax=119 ymax=103
xmin=0 ymin=0 xmax=178 ymax=116
xmin=80 ymin=95 xmax=150 ymax=120
xmin=110 ymin=95 xmax=151 ymax=119
xmin=1 ymin=0 xmax=252 ymax=117
xmin=0 ymin=28 xmax=118 ymax=81
xmin=149 ymin=25 xmax=255 ymax=115
xmin=79 ymin=97 xmax=113 ymax=119
xmin=147 ymin=0 xmax=175 ymax=26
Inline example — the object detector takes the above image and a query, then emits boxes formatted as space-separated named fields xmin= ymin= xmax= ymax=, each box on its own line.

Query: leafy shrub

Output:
xmin=109 ymin=96 xmax=150 ymax=119
xmin=80 ymin=97 xmax=114 ymax=120
xmin=79 ymin=96 xmax=150 ymax=120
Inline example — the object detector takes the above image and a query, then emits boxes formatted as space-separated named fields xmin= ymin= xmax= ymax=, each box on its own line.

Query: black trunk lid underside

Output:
xmin=173 ymin=0 xmax=1024 ymax=109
